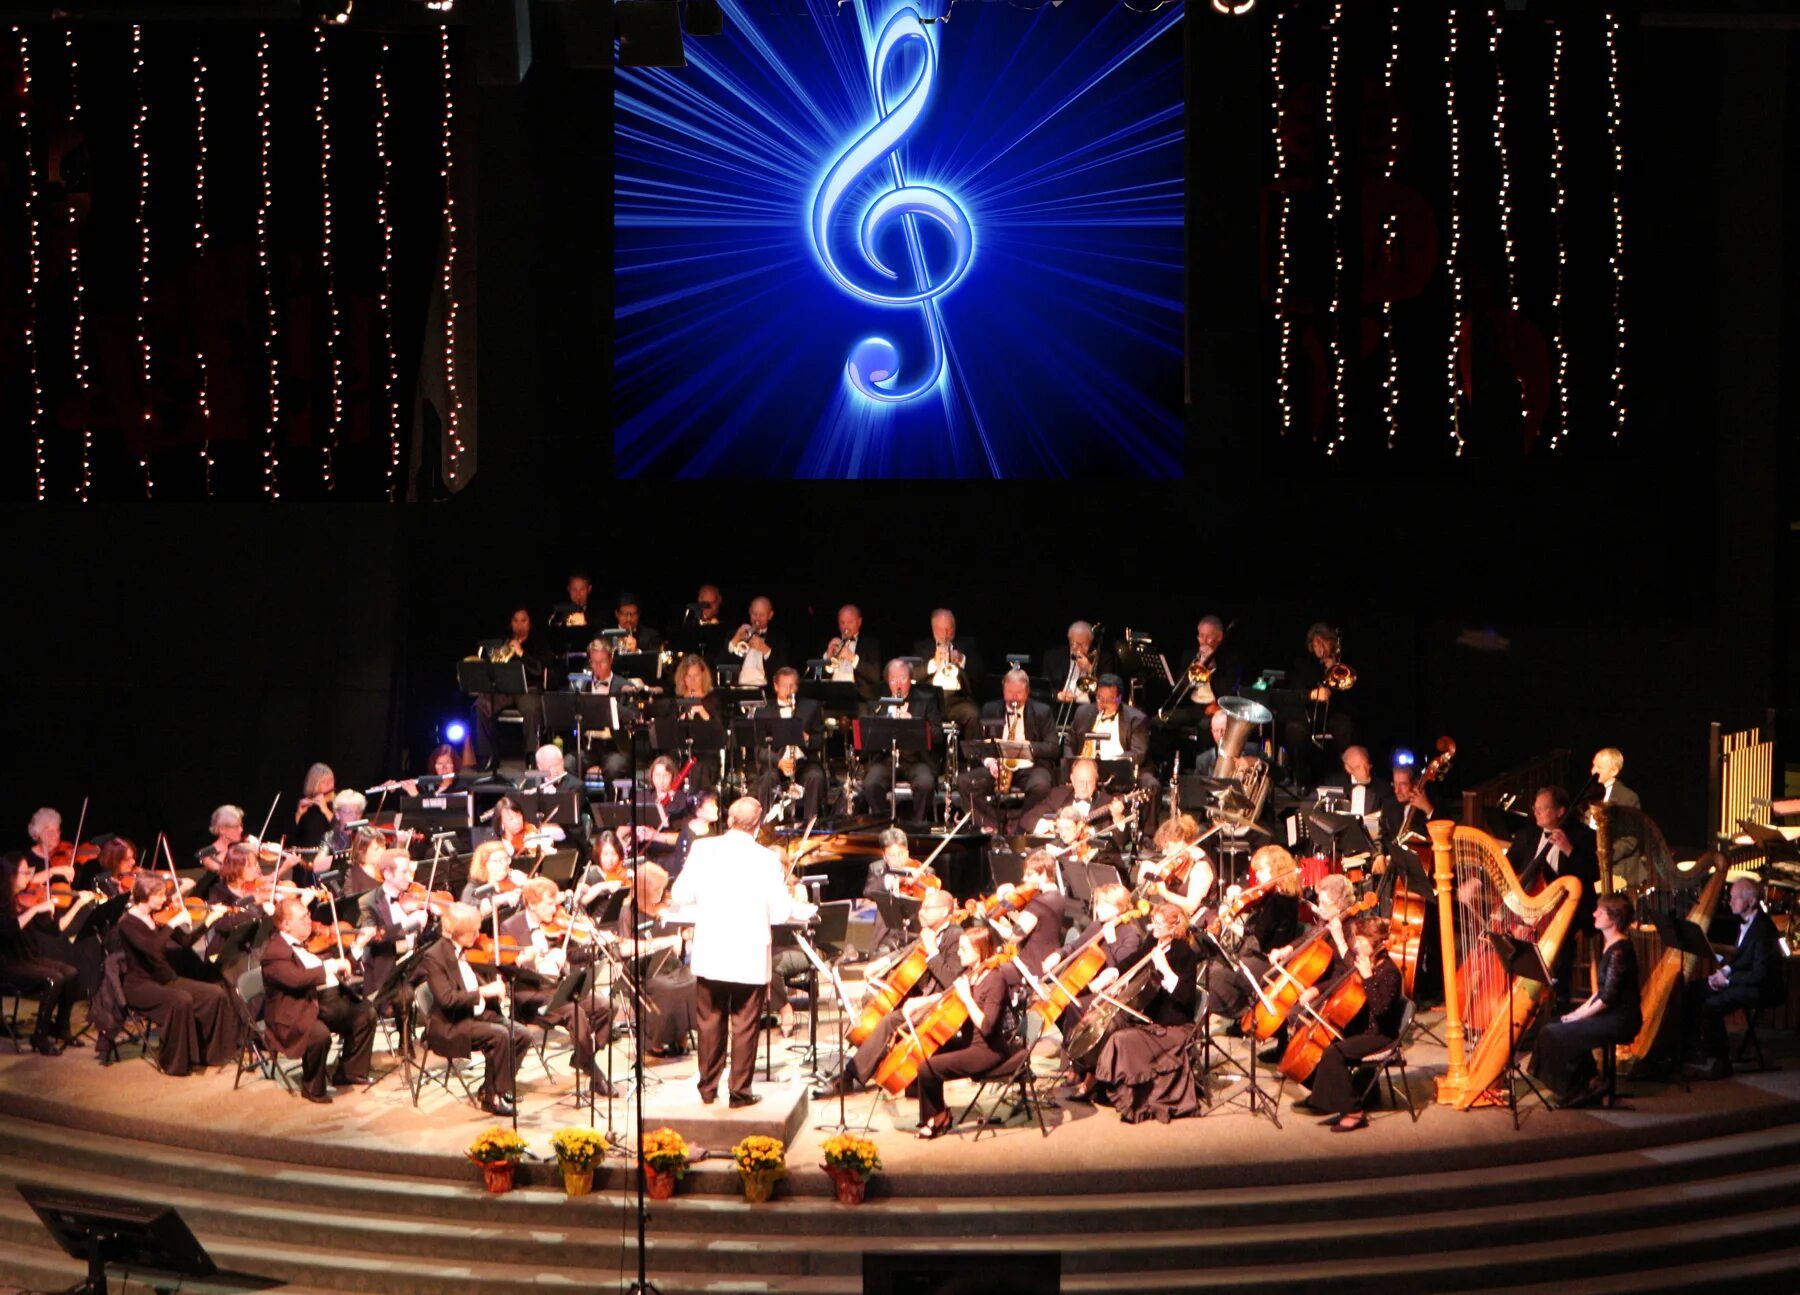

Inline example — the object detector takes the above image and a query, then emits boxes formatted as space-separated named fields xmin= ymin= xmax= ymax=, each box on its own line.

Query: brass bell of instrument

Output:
xmin=1324 ymin=661 xmax=1356 ymax=690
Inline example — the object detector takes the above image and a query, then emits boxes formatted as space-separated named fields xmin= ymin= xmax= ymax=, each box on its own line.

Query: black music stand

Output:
xmin=801 ymin=679 xmax=861 ymax=716
xmin=18 ymin=1183 xmax=216 ymax=1295
xmin=1197 ymin=939 xmax=1282 ymax=1129
xmin=1643 ymin=910 xmax=1713 ymax=1081
xmin=1484 ymin=930 xmax=1556 ymax=1130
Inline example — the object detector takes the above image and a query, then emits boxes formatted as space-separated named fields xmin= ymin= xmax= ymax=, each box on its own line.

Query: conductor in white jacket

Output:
xmin=668 ymin=797 xmax=815 ymax=1106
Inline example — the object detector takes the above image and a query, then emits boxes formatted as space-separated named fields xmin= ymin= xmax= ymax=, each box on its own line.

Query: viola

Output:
xmin=1032 ymin=899 xmax=1151 ymax=1028
xmin=542 ymin=912 xmax=604 ymax=944
xmin=16 ymin=880 xmax=101 ymax=913
xmin=848 ymin=941 xmax=934 ymax=1046
xmin=1277 ymin=964 xmax=1368 ymax=1083
xmin=872 ymin=943 xmax=1017 ymax=1097
xmin=1241 ymin=893 xmax=1379 ymax=1039
xmin=153 ymin=895 xmax=215 ymax=928
xmin=47 ymin=841 xmax=99 ymax=872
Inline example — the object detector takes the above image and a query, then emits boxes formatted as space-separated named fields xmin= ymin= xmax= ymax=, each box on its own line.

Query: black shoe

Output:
xmin=30 ymin=1035 xmax=64 ymax=1057
xmin=811 ymin=1074 xmax=856 ymax=1100
xmin=1257 ymin=1043 xmax=1285 ymax=1065
xmin=57 ymin=1035 xmax=87 ymax=1050
xmin=587 ymin=1069 xmax=616 ymax=1098
xmin=698 ymin=1090 xmax=717 ymax=1105
xmin=481 ymin=1093 xmax=517 ymax=1117
xmin=302 ymin=1090 xmax=333 ymax=1105
xmin=728 ymin=1093 xmax=762 ymax=1109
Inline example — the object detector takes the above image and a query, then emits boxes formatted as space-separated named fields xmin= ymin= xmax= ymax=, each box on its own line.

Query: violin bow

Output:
xmin=67 ymin=796 xmax=90 ymax=872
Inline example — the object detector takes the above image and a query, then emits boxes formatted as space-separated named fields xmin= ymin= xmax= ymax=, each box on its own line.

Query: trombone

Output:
xmin=1307 ymin=640 xmax=1357 ymax=746
xmin=1053 ymin=622 xmax=1102 ymax=732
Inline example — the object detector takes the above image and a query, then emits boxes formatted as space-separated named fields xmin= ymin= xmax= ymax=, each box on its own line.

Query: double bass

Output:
xmin=1374 ymin=737 xmax=1455 ymax=998
xmin=872 ymin=944 xmax=1017 ymax=1096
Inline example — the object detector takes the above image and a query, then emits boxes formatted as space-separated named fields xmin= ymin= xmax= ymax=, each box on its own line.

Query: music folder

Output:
xmin=456 ymin=658 xmax=528 ymax=697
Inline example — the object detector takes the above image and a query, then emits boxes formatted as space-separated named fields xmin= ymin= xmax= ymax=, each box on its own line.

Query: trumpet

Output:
xmin=728 ymin=624 xmax=756 ymax=656
xmin=487 ymin=639 xmax=521 ymax=664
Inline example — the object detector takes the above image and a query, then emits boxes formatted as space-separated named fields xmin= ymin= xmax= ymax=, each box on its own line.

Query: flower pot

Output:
xmin=562 ymin=1165 xmax=594 ymax=1198
xmin=480 ymin=1161 xmax=516 ymax=1194
xmin=644 ymin=1165 xmax=679 ymax=1200
xmin=824 ymin=1166 xmax=868 ymax=1205
xmin=741 ymin=1168 xmax=780 ymax=1204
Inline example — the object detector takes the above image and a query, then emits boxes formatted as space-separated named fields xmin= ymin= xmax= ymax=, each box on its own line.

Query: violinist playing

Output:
xmin=94 ymin=836 xmax=153 ymax=900
xmin=813 ymin=887 xmax=963 ymax=1099
xmin=115 ymin=874 xmax=241 ymax=1076
xmin=573 ymin=832 xmax=631 ymax=912
xmin=356 ymin=850 xmax=432 ymax=1001
xmin=912 ymin=923 xmax=1012 ymax=1140
xmin=1202 ymin=845 xmax=1303 ymax=1023
xmin=500 ymin=877 xmax=617 ymax=1097
xmin=420 ymin=903 xmax=532 ymax=1117
xmin=491 ymin=796 xmax=563 ymax=864
xmin=1140 ymin=815 xmax=1216 ymax=923
xmin=24 ymin=808 xmax=75 ymax=884
xmin=261 ymin=896 xmax=377 ymax=1103
xmin=461 ymin=841 xmax=528 ymax=922
xmin=194 ymin=805 xmax=247 ymax=899
xmin=1296 ymin=917 xmax=1404 ymax=1133
xmin=2 ymin=851 xmax=82 ymax=1054
xmin=990 ymin=851 xmax=1066 ymax=989
xmin=862 ymin=827 xmax=930 ymax=951
xmin=8 ymin=849 xmax=105 ymax=1002
xmin=1056 ymin=883 xmax=1147 ymax=1104
xmin=1093 ymin=902 xmax=1203 ymax=1124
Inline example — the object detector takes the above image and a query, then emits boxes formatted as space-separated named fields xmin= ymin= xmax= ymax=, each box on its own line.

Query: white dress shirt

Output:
xmin=282 ymin=931 xmax=340 ymax=987
xmin=1089 ymin=711 xmax=1123 ymax=761
xmin=669 ymin=829 xmax=810 ymax=984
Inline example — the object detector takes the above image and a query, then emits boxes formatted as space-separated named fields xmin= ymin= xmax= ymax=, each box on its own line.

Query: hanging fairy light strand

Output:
xmin=1380 ymin=2 xmax=1402 ymax=450
xmin=1323 ymin=0 xmax=1348 ymax=455
xmin=194 ymin=46 xmax=214 ymax=496
xmin=256 ymin=29 xmax=282 ymax=498
xmin=18 ymin=28 xmax=46 ymax=501
xmin=375 ymin=40 xmax=401 ymax=499
xmin=1490 ymin=6 xmax=1526 ymax=441
xmin=439 ymin=24 xmax=466 ymax=481
xmin=317 ymin=26 xmax=342 ymax=491
xmin=131 ymin=24 xmax=155 ymax=496
xmin=1546 ymin=24 xmax=1571 ymax=451
xmin=67 ymin=28 xmax=92 ymax=501
xmin=1442 ymin=5 xmax=1466 ymax=456
xmin=1604 ymin=11 xmax=1628 ymax=440
xmin=1269 ymin=4 xmax=1295 ymax=438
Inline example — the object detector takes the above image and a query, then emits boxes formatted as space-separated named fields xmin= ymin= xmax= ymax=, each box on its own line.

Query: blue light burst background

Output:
xmin=614 ymin=0 xmax=1186 ymax=478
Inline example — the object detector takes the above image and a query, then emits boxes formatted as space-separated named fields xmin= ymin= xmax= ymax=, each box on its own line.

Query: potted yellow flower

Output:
xmin=730 ymin=1135 xmax=787 ymax=1204
xmin=639 ymin=1127 xmax=690 ymax=1201
xmin=466 ymin=1126 xmax=528 ymax=1194
xmin=550 ymin=1127 xmax=607 ymax=1197
xmin=820 ymin=1133 xmax=882 ymax=1204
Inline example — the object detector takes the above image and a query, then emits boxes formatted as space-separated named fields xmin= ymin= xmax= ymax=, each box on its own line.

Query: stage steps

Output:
xmin=0 ymin=1108 xmax=1797 ymax=1292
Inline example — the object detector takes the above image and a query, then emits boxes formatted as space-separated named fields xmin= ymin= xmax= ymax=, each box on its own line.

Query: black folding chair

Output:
xmin=1350 ymin=997 xmax=1419 ymax=1122
xmin=954 ymin=1046 xmax=1051 ymax=1140
xmin=407 ymin=981 xmax=478 ymax=1106
xmin=231 ymin=966 xmax=304 ymax=1095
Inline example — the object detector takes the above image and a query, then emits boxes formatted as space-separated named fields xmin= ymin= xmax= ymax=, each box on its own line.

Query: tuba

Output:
xmin=1212 ymin=695 xmax=1271 ymax=781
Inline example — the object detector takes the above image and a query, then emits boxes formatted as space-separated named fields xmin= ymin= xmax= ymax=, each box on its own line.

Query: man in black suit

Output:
xmin=1336 ymin=746 xmax=1393 ymax=820
xmin=261 ymin=896 xmax=376 ymax=1103
xmin=1065 ymin=675 xmax=1161 ymax=836
xmin=1684 ymin=878 xmax=1786 ymax=1079
xmin=611 ymin=592 xmax=662 ymax=659
xmin=500 ymin=877 xmax=615 ymax=1096
xmin=1283 ymin=621 xmax=1357 ymax=788
xmin=355 ymin=850 xmax=432 ymax=1005
xmin=959 ymin=669 xmax=1059 ymax=833
xmin=722 ymin=596 xmax=788 ymax=688
xmin=912 ymin=607 xmax=981 ymax=733
xmin=420 ymin=904 xmax=533 ymax=1116
xmin=576 ymin=640 xmax=638 ymax=782
xmin=551 ymin=570 xmax=598 ymax=631
xmin=861 ymin=659 xmax=942 ymax=823
xmin=821 ymin=604 xmax=882 ymax=704
xmin=813 ymin=886 xmax=963 ymax=1097
xmin=1505 ymin=787 xmax=1598 ymax=1005
xmin=753 ymin=667 xmax=827 ymax=823
xmin=1027 ymin=758 xmax=1119 ymax=837
xmin=1590 ymin=748 xmax=1640 ymax=808
xmin=1379 ymin=759 xmax=1436 ymax=844
xmin=1159 ymin=615 xmax=1247 ymax=741
xmin=1043 ymin=621 xmax=1117 ymax=719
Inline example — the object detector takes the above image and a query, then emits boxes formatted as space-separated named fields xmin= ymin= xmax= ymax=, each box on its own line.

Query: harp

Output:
xmin=1622 ymin=854 xmax=1728 ymax=1069
xmin=1430 ymin=820 xmax=1582 ymax=1109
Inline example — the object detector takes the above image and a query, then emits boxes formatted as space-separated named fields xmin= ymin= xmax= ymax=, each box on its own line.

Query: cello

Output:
xmin=1242 ymin=893 xmax=1378 ymax=1039
xmin=872 ymin=943 xmax=1017 ymax=1097
xmin=848 ymin=939 xmax=935 ymax=1046
xmin=1276 ymin=965 xmax=1366 ymax=1083
xmin=1032 ymin=899 xmax=1151 ymax=1028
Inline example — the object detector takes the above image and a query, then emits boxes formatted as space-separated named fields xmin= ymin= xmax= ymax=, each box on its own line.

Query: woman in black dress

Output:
xmin=1095 ymin=902 xmax=1203 ymax=1123
xmin=1531 ymin=893 xmax=1642 ymax=1107
xmin=1204 ymin=845 xmax=1303 ymax=1020
xmin=914 ymin=924 xmax=1012 ymax=1140
xmin=292 ymin=763 xmax=338 ymax=850
xmin=115 ymin=875 xmax=241 ymax=1076
xmin=1303 ymin=916 xmax=1407 ymax=1133
xmin=616 ymin=861 xmax=697 ymax=1057
xmin=1 ymin=852 xmax=81 ymax=1053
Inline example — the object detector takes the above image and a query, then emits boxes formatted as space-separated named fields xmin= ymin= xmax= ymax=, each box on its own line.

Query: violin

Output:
xmin=47 ymin=841 xmax=99 ymax=873
xmin=465 ymin=932 xmax=522 ymax=967
xmin=894 ymin=860 xmax=943 ymax=902
xmin=153 ymin=894 xmax=216 ymax=928
xmin=1032 ymin=899 xmax=1151 ymax=1028
xmin=396 ymin=882 xmax=454 ymax=916
xmin=1206 ymin=876 xmax=1276 ymax=937
xmin=872 ymin=943 xmax=1017 ymax=1097
xmin=15 ymin=880 xmax=102 ymax=914
xmin=305 ymin=920 xmax=360 ymax=956
xmin=255 ymin=879 xmax=328 ymax=906
xmin=1241 ymin=893 xmax=1379 ymax=1039
xmin=848 ymin=940 xmax=934 ymax=1046
xmin=961 ymin=884 xmax=1039 ymax=923
xmin=542 ymin=912 xmax=605 ymax=945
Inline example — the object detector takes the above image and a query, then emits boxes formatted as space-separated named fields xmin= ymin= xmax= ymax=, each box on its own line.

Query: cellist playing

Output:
xmin=1255 ymin=873 xmax=1357 ymax=1062
xmin=1056 ymin=882 xmax=1146 ymax=1104
xmin=912 ymin=924 xmax=1011 ymax=1140
xmin=1294 ymin=917 xmax=1404 ymax=1134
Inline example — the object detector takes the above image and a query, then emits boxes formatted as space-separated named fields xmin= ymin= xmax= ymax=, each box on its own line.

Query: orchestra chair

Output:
xmin=953 ymin=1047 xmax=1049 ymax=1141
xmin=1735 ymin=1006 xmax=1777 ymax=1072
xmin=0 ymin=975 xmax=31 ymax=1052
xmin=406 ymin=981 xmax=479 ymax=1108
xmin=93 ymin=948 xmax=156 ymax=1069
xmin=1348 ymin=997 xmax=1420 ymax=1123
xmin=230 ymin=967 xmax=304 ymax=1096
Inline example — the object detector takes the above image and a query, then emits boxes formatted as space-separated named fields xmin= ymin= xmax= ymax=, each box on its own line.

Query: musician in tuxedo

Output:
xmin=723 ymin=596 xmax=788 ymax=688
xmin=1065 ymin=676 xmax=1161 ymax=835
xmin=1506 ymin=786 xmax=1598 ymax=1004
xmin=472 ymin=607 xmax=551 ymax=770
xmin=822 ymin=604 xmax=882 ymax=703
xmin=752 ymin=667 xmax=828 ymax=824
xmin=813 ymin=886 xmax=963 ymax=1098
xmin=959 ymin=669 xmax=1058 ymax=832
xmin=912 ymin=608 xmax=982 ymax=732
xmin=355 ymin=850 xmax=432 ymax=1003
xmin=260 ymin=896 xmax=376 ymax=1103
xmin=861 ymin=660 xmax=942 ymax=824
xmin=1160 ymin=615 xmax=1247 ymax=742
xmin=1590 ymin=748 xmax=1639 ymax=807
xmin=1337 ymin=746 xmax=1393 ymax=820
xmin=551 ymin=570 xmax=597 ymax=630
xmin=1684 ymin=878 xmax=1786 ymax=1079
xmin=669 ymin=797 xmax=816 ymax=1107
xmin=1379 ymin=759 xmax=1436 ymax=843
xmin=611 ymin=592 xmax=662 ymax=659
xmin=420 ymin=903 xmax=532 ymax=1116
xmin=1028 ymin=758 xmax=1120 ymax=836
xmin=1043 ymin=621 xmax=1117 ymax=717
xmin=578 ymin=640 xmax=636 ymax=782
xmin=501 ymin=877 xmax=615 ymax=1096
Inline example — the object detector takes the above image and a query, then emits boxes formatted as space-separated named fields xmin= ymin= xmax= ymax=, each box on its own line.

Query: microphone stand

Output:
xmin=624 ymin=703 xmax=660 ymax=1295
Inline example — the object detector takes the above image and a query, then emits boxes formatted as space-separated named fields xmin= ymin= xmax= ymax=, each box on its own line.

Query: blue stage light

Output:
xmin=1392 ymin=748 xmax=1416 ymax=768
xmin=443 ymin=719 xmax=468 ymax=744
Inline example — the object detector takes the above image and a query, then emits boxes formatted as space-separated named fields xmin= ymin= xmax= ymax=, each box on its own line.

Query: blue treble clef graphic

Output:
xmin=811 ymin=7 xmax=973 ymax=403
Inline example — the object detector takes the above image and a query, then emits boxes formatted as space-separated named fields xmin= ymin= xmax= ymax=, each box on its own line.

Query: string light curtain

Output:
xmin=1262 ymin=3 xmax=1632 ymax=461
xmin=0 ymin=23 xmax=468 ymax=500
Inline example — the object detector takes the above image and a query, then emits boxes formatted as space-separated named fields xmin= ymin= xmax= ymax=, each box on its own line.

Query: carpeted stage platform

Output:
xmin=0 ymin=1006 xmax=1796 ymax=1293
